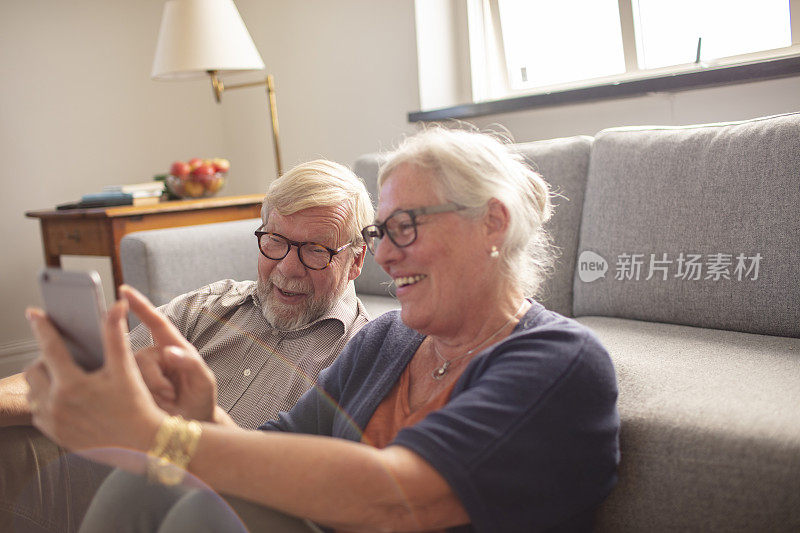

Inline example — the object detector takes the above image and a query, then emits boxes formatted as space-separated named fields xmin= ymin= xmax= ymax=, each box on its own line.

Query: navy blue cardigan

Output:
xmin=262 ymin=302 xmax=619 ymax=532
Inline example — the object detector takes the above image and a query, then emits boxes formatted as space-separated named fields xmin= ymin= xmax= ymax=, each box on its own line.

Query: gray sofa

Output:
xmin=121 ymin=112 xmax=800 ymax=531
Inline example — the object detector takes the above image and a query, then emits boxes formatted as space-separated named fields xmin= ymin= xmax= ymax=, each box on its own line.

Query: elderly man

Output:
xmin=0 ymin=159 xmax=374 ymax=532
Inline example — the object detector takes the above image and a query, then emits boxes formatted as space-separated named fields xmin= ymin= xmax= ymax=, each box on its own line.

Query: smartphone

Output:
xmin=38 ymin=268 xmax=107 ymax=371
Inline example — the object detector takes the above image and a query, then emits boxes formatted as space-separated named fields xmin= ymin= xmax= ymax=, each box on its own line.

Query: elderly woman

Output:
xmin=25 ymin=128 xmax=619 ymax=532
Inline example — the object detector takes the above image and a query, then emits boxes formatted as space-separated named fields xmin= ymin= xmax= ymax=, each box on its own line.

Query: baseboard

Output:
xmin=0 ymin=339 xmax=39 ymax=378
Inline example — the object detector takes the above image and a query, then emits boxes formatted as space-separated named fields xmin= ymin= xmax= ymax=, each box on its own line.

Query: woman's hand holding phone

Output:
xmin=25 ymin=298 xmax=163 ymax=453
xmin=25 ymin=282 xmax=221 ymax=453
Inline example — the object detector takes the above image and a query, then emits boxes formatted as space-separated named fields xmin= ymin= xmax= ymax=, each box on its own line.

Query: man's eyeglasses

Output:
xmin=254 ymin=230 xmax=351 ymax=270
xmin=360 ymin=202 xmax=465 ymax=254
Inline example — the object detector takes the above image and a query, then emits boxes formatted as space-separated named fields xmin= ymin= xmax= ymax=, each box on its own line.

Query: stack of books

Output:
xmin=99 ymin=182 xmax=165 ymax=206
xmin=58 ymin=182 xmax=166 ymax=210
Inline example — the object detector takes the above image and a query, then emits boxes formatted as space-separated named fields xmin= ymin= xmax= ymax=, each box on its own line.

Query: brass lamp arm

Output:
xmin=207 ymin=70 xmax=283 ymax=176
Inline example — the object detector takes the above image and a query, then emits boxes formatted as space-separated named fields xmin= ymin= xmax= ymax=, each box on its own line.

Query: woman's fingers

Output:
xmin=26 ymin=307 xmax=82 ymax=382
xmin=100 ymin=299 xmax=134 ymax=374
xmin=119 ymin=285 xmax=190 ymax=349
xmin=135 ymin=347 xmax=177 ymax=401
xmin=23 ymin=359 xmax=50 ymax=413
xmin=161 ymin=346 xmax=217 ymax=421
xmin=170 ymin=348 xmax=215 ymax=393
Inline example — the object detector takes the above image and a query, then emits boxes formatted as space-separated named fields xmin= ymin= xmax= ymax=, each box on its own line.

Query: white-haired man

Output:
xmin=0 ymin=159 xmax=374 ymax=532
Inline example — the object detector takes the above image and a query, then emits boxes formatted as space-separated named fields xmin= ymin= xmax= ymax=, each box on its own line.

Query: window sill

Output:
xmin=408 ymin=55 xmax=800 ymax=123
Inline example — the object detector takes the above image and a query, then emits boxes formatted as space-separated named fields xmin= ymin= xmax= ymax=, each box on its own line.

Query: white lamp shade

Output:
xmin=151 ymin=0 xmax=265 ymax=80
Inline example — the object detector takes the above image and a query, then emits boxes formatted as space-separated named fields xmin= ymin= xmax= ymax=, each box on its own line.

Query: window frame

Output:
xmin=410 ymin=0 xmax=800 ymax=122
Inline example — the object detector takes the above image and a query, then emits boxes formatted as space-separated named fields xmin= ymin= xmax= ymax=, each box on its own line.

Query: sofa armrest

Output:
xmin=120 ymin=218 xmax=262 ymax=307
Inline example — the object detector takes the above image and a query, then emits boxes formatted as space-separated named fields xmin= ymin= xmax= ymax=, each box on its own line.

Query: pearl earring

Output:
xmin=490 ymin=246 xmax=500 ymax=258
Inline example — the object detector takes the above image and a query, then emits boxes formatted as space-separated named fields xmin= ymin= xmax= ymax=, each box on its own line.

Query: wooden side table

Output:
xmin=26 ymin=194 xmax=264 ymax=296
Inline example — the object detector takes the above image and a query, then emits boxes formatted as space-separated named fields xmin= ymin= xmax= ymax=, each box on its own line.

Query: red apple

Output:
xmin=211 ymin=158 xmax=230 ymax=174
xmin=170 ymin=160 xmax=190 ymax=178
xmin=192 ymin=162 xmax=215 ymax=175
xmin=191 ymin=162 xmax=215 ymax=183
xmin=188 ymin=157 xmax=204 ymax=171
xmin=197 ymin=173 xmax=216 ymax=188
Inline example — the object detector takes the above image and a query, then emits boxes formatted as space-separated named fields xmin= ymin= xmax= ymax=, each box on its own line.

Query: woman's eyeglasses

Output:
xmin=360 ymin=202 xmax=465 ymax=254
xmin=254 ymin=230 xmax=351 ymax=270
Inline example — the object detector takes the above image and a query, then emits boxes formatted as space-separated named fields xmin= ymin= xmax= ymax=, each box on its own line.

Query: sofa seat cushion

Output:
xmin=577 ymin=316 xmax=800 ymax=531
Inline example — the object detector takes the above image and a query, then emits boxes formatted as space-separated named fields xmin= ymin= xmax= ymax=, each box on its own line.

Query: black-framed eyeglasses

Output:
xmin=254 ymin=229 xmax=351 ymax=270
xmin=360 ymin=202 xmax=466 ymax=254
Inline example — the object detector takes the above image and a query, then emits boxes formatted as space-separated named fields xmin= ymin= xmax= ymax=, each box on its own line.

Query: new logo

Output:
xmin=578 ymin=251 xmax=608 ymax=283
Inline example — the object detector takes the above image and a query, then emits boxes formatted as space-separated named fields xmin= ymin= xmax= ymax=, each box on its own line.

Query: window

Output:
xmin=497 ymin=0 xmax=626 ymax=90
xmin=636 ymin=0 xmax=791 ymax=69
xmin=468 ymin=0 xmax=799 ymax=102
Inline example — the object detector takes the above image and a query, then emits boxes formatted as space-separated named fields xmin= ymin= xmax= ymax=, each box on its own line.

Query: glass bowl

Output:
xmin=165 ymin=173 xmax=226 ymax=199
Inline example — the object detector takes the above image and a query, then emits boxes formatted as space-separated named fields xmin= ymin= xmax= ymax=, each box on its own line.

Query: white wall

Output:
xmin=0 ymin=0 xmax=229 ymax=372
xmin=225 ymin=0 xmax=420 ymax=187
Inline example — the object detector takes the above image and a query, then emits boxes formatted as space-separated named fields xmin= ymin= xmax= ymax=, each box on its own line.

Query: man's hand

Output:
xmin=122 ymin=286 xmax=218 ymax=422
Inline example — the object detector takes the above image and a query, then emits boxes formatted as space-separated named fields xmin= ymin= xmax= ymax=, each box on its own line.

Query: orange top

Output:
xmin=362 ymin=362 xmax=459 ymax=449
xmin=331 ymin=365 xmax=463 ymax=533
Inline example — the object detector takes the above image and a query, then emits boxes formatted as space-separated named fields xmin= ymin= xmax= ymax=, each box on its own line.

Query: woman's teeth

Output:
xmin=394 ymin=275 xmax=427 ymax=288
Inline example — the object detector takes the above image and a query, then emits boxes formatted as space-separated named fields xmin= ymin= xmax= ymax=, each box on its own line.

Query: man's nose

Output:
xmin=276 ymin=245 xmax=308 ymax=277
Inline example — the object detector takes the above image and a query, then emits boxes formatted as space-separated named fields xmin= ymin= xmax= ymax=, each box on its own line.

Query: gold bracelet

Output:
xmin=146 ymin=415 xmax=203 ymax=485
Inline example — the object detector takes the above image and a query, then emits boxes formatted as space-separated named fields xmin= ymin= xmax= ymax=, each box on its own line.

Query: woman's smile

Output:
xmin=394 ymin=274 xmax=427 ymax=289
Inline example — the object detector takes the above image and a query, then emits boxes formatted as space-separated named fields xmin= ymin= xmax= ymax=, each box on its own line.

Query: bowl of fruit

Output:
xmin=165 ymin=157 xmax=229 ymax=199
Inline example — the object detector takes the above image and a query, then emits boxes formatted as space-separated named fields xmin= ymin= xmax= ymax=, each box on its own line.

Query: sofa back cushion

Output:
xmin=352 ymin=153 xmax=394 ymax=297
xmin=121 ymin=218 xmax=261 ymax=307
xmin=515 ymin=136 xmax=593 ymax=317
xmin=573 ymin=112 xmax=800 ymax=337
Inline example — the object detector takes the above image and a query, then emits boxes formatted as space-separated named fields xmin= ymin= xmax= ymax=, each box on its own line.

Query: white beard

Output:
xmin=256 ymin=271 xmax=348 ymax=331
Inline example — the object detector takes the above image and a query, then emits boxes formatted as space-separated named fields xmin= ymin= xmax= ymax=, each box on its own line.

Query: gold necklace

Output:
xmin=430 ymin=301 xmax=526 ymax=380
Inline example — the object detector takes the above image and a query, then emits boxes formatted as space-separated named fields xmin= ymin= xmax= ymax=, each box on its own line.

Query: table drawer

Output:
xmin=42 ymin=219 xmax=110 ymax=256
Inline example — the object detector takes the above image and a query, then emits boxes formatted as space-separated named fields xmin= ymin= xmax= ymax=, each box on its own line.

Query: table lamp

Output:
xmin=151 ymin=0 xmax=283 ymax=176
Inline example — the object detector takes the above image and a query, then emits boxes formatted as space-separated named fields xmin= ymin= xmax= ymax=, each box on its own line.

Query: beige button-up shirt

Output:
xmin=129 ymin=279 xmax=370 ymax=429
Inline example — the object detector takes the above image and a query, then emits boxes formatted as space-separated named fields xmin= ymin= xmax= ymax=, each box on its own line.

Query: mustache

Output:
xmin=268 ymin=273 xmax=313 ymax=294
